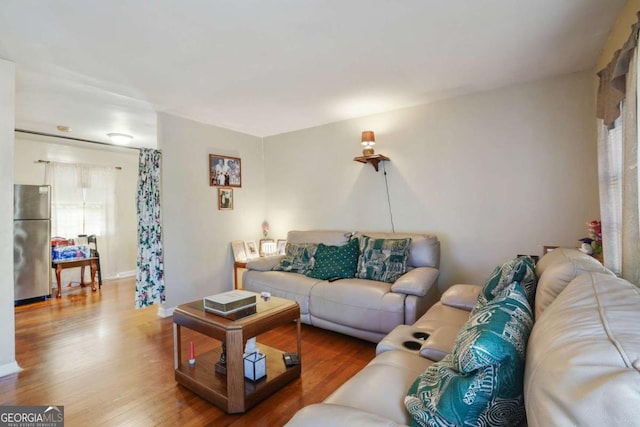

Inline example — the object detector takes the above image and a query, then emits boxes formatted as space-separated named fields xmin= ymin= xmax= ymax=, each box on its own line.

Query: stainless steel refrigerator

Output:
xmin=14 ymin=184 xmax=52 ymax=303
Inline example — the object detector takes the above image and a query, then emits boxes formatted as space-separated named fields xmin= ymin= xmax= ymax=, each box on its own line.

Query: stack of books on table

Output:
xmin=203 ymin=290 xmax=257 ymax=320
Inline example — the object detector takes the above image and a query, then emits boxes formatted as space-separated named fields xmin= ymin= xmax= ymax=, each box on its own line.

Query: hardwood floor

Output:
xmin=1 ymin=278 xmax=376 ymax=426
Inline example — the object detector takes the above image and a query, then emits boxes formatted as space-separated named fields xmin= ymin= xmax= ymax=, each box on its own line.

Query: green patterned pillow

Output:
xmin=406 ymin=355 xmax=526 ymax=427
xmin=477 ymin=256 xmax=537 ymax=308
xmin=454 ymin=282 xmax=533 ymax=373
xmin=306 ymin=238 xmax=359 ymax=280
xmin=405 ymin=282 xmax=533 ymax=427
xmin=272 ymin=242 xmax=318 ymax=274
xmin=355 ymin=235 xmax=411 ymax=283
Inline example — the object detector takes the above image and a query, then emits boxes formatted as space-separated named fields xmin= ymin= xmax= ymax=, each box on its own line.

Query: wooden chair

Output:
xmin=79 ymin=234 xmax=102 ymax=289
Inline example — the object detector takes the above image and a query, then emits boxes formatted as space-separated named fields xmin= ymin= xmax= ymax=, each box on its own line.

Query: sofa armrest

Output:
xmin=285 ymin=403 xmax=405 ymax=427
xmin=391 ymin=267 xmax=439 ymax=297
xmin=419 ymin=326 xmax=460 ymax=361
xmin=440 ymin=284 xmax=481 ymax=311
xmin=246 ymin=255 xmax=284 ymax=271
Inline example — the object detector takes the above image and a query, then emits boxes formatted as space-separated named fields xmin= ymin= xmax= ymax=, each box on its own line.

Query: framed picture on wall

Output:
xmin=276 ymin=239 xmax=287 ymax=255
xmin=245 ymin=241 xmax=259 ymax=259
xmin=209 ymin=154 xmax=242 ymax=187
xmin=218 ymin=187 xmax=233 ymax=210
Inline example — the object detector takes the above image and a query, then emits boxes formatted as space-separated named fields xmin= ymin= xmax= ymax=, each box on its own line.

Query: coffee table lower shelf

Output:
xmin=175 ymin=344 xmax=301 ymax=413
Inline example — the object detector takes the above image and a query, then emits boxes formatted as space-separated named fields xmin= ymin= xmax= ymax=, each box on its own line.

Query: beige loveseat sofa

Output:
xmin=286 ymin=248 xmax=640 ymax=426
xmin=243 ymin=230 xmax=440 ymax=342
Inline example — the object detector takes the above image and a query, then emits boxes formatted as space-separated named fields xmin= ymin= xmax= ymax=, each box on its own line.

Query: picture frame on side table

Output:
xmin=231 ymin=240 xmax=247 ymax=262
xmin=245 ymin=241 xmax=259 ymax=259
xmin=259 ymin=239 xmax=276 ymax=257
xmin=210 ymin=154 xmax=242 ymax=187
xmin=276 ymin=239 xmax=287 ymax=255
xmin=218 ymin=188 xmax=233 ymax=210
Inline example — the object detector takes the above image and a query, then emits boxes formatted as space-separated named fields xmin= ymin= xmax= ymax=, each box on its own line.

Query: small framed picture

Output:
xmin=259 ymin=239 xmax=276 ymax=257
xmin=245 ymin=241 xmax=259 ymax=259
xmin=231 ymin=240 xmax=247 ymax=262
xmin=218 ymin=188 xmax=233 ymax=210
xmin=276 ymin=239 xmax=287 ymax=255
xmin=210 ymin=154 xmax=242 ymax=187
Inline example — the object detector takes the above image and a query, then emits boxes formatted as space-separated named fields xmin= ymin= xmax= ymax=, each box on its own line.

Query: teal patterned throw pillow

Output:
xmin=272 ymin=242 xmax=318 ymax=274
xmin=454 ymin=282 xmax=533 ymax=373
xmin=477 ymin=256 xmax=537 ymax=308
xmin=356 ymin=235 xmax=411 ymax=283
xmin=306 ymin=238 xmax=359 ymax=280
xmin=405 ymin=282 xmax=533 ymax=427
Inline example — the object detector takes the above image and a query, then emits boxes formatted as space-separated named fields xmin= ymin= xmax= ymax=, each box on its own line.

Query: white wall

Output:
xmin=158 ymin=113 xmax=265 ymax=309
xmin=264 ymin=71 xmax=599 ymax=290
xmin=13 ymin=134 xmax=139 ymax=280
xmin=0 ymin=59 xmax=19 ymax=376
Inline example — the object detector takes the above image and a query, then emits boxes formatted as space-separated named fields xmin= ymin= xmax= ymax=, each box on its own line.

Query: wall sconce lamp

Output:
xmin=354 ymin=130 xmax=390 ymax=172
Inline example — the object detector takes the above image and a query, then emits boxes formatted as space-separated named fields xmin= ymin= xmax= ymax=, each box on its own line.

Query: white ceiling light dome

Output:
xmin=107 ymin=133 xmax=133 ymax=145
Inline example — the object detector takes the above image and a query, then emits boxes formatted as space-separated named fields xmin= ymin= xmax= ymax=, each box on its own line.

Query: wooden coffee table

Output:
xmin=173 ymin=294 xmax=301 ymax=413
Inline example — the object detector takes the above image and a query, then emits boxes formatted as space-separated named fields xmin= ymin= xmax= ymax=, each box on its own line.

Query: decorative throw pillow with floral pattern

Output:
xmin=272 ymin=242 xmax=318 ymax=274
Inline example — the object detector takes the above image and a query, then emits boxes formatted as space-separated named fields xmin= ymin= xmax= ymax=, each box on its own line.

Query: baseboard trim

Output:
xmin=117 ymin=270 xmax=136 ymax=279
xmin=0 ymin=361 xmax=21 ymax=378
xmin=157 ymin=305 xmax=175 ymax=318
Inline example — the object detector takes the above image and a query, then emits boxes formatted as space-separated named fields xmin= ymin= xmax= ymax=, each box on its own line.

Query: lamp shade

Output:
xmin=361 ymin=131 xmax=375 ymax=144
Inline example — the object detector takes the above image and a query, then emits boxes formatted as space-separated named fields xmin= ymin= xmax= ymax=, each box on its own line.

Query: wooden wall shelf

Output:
xmin=353 ymin=154 xmax=390 ymax=172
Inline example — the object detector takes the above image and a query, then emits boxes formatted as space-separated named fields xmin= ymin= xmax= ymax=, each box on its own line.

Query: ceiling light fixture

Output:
xmin=107 ymin=133 xmax=133 ymax=145
xmin=56 ymin=125 xmax=71 ymax=132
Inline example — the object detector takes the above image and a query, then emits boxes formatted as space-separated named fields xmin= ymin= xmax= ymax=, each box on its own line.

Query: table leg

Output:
xmin=296 ymin=318 xmax=302 ymax=365
xmin=226 ymin=329 xmax=245 ymax=413
xmin=174 ymin=324 xmax=181 ymax=370
xmin=55 ymin=265 xmax=62 ymax=298
xmin=90 ymin=259 xmax=97 ymax=291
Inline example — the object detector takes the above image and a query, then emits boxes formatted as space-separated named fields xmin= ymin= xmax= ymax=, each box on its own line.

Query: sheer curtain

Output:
xmin=597 ymin=117 xmax=623 ymax=275
xmin=45 ymin=162 xmax=118 ymax=281
xmin=596 ymin=26 xmax=640 ymax=284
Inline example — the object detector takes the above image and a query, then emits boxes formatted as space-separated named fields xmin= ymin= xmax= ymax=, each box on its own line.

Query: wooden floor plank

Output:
xmin=1 ymin=277 xmax=375 ymax=426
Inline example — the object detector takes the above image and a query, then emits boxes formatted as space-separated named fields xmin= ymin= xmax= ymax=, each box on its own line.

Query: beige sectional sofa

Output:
xmin=286 ymin=248 xmax=640 ymax=426
xmin=243 ymin=230 xmax=441 ymax=343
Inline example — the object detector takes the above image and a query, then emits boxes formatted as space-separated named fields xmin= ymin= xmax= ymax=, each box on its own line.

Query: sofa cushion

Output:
xmin=356 ymin=235 xmax=411 ymax=283
xmin=286 ymin=230 xmax=351 ymax=246
xmin=477 ymin=256 xmax=536 ymax=308
xmin=324 ymin=350 xmax=434 ymax=425
xmin=309 ymin=279 xmax=405 ymax=334
xmin=405 ymin=282 xmax=532 ymax=427
xmin=272 ymin=242 xmax=318 ymax=274
xmin=534 ymin=247 xmax=595 ymax=277
xmin=534 ymin=256 xmax=611 ymax=318
xmin=525 ymin=272 xmax=640 ymax=427
xmin=306 ymin=238 xmax=359 ymax=280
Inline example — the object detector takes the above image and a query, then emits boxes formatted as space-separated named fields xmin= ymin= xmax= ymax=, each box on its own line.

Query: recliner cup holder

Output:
xmin=412 ymin=332 xmax=430 ymax=340
xmin=402 ymin=341 xmax=421 ymax=350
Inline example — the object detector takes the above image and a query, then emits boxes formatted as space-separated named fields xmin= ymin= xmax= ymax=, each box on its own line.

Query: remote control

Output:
xmin=283 ymin=352 xmax=299 ymax=367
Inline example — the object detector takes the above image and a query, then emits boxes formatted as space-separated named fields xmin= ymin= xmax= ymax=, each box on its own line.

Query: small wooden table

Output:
xmin=233 ymin=261 xmax=247 ymax=289
xmin=173 ymin=294 xmax=301 ymax=413
xmin=51 ymin=257 xmax=99 ymax=298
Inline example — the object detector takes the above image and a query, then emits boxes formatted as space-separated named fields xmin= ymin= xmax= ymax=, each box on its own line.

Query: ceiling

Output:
xmin=0 ymin=1 xmax=627 ymax=149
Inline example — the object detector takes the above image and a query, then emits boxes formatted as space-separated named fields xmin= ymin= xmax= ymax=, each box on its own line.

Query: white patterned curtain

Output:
xmin=135 ymin=148 xmax=165 ymax=308
xmin=596 ymin=23 xmax=640 ymax=284
xmin=45 ymin=162 xmax=117 ymax=283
